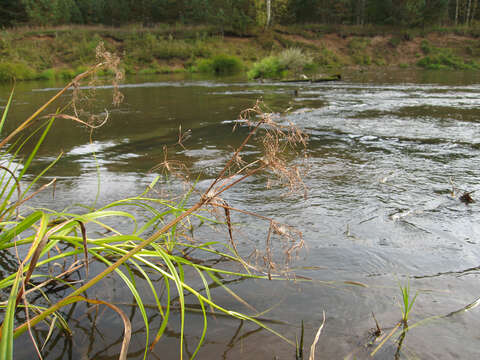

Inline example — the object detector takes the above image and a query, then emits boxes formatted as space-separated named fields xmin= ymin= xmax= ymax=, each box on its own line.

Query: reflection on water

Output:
xmin=2 ymin=69 xmax=480 ymax=359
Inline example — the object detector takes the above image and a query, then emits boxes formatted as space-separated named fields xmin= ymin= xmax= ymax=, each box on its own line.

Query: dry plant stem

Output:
xmin=0 ymin=63 xmax=105 ymax=149
xmin=204 ymin=119 xmax=264 ymax=196
xmin=77 ymin=297 xmax=131 ymax=360
xmin=213 ymin=164 xmax=267 ymax=198
xmin=42 ymin=113 xmax=109 ymax=129
xmin=309 ymin=311 xmax=326 ymax=360
xmin=265 ymin=222 xmax=274 ymax=280
xmin=370 ymin=322 xmax=401 ymax=356
xmin=15 ymin=218 xmax=75 ymax=308
xmin=14 ymin=243 xmax=43 ymax=360
xmin=0 ymin=178 xmax=57 ymax=223
xmin=210 ymin=202 xmax=272 ymax=222
xmin=0 ymin=261 xmax=84 ymax=306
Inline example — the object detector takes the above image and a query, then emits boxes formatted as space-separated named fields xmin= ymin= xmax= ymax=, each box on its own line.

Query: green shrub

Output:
xmin=196 ymin=54 xmax=243 ymax=74
xmin=248 ymin=56 xmax=285 ymax=79
xmin=389 ymin=35 xmax=402 ymax=48
xmin=0 ymin=62 xmax=36 ymax=81
xmin=38 ymin=68 xmax=56 ymax=80
xmin=315 ymin=46 xmax=341 ymax=67
xmin=348 ymin=37 xmax=370 ymax=51
xmin=248 ymin=48 xmax=317 ymax=79
xmin=138 ymin=67 xmax=158 ymax=75
xmin=348 ymin=37 xmax=372 ymax=65
xmin=421 ymin=39 xmax=432 ymax=54
xmin=57 ymin=68 xmax=76 ymax=79
xmin=417 ymin=43 xmax=480 ymax=70
xmin=374 ymin=57 xmax=386 ymax=66
xmin=277 ymin=48 xmax=313 ymax=75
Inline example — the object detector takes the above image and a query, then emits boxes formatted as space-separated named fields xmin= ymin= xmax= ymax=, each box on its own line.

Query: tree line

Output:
xmin=1 ymin=1 xmax=479 ymax=30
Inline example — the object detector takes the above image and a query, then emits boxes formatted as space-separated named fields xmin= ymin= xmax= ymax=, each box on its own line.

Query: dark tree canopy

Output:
xmin=0 ymin=1 xmax=477 ymax=29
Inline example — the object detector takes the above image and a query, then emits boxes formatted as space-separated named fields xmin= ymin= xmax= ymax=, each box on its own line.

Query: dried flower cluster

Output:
xmin=156 ymin=100 xmax=309 ymax=276
xmin=71 ymin=41 xmax=125 ymax=128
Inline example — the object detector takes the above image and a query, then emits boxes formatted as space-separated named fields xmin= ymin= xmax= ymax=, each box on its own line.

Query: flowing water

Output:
xmin=1 ymin=69 xmax=480 ymax=359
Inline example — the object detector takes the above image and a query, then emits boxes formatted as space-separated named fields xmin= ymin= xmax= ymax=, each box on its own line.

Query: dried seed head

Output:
xmin=96 ymin=41 xmax=124 ymax=107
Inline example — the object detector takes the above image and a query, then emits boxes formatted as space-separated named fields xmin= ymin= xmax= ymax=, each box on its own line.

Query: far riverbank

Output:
xmin=2 ymin=24 xmax=480 ymax=82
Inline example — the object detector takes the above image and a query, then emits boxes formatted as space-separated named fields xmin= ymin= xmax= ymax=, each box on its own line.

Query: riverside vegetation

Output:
xmin=2 ymin=41 xmax=480 ymax=360
xmin=3 ymin=24 xmax=480 ymax=82
xmin=0 ymin=43 xmax=316 ymax=359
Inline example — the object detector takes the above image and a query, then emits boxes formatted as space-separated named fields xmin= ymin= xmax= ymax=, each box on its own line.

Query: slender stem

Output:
xmin=204 ymin=119 xmax=264 ymax=197
xmin=0 ymin=63 xmax=104 ymax=149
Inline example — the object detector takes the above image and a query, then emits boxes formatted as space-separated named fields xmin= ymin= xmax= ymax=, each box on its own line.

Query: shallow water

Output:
xmin=1 ymin=69 xmax=480 ymax=359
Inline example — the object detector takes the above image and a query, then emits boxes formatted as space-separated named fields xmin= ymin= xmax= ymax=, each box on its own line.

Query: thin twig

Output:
xmin=309 ymin=310 xmax=326 ymax=360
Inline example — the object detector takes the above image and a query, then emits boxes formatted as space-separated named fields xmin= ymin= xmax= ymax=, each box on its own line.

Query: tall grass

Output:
xmin=248 ymin=48 xmax=315 ymax=79
xmin=0 ymin=51 xmax=308 ymax=359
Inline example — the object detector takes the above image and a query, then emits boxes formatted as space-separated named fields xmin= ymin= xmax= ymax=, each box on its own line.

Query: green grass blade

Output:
xmin=90 ymin=251 xmax=150 ymax=360
xmin=190 ymin=297 xmax=207 ymax=359
xmin=1 ymin=118 xmax=55 ymax=213
xmin=151 ymin=243 xmax=186 ymax=360
xmin=190 ymin=268 xmax=210 ymax=359
xmin=0 ymin=271 xmax=22 ymax=360
xmin=150 ymin=275 xmax=171 ymax=350
xmin=18 ymin=118 xmax=54 ymax=181
xmin=0 ymin=211 xmax=43 ymax=245
xmin=0 ymin=87 xmax=14 ymax=135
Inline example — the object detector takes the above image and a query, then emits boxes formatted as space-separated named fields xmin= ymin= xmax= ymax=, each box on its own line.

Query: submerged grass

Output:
xmin=0 ymin=47 xmax=309 ymax=359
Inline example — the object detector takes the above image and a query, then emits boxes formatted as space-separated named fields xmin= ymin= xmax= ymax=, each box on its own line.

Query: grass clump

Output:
xmin=248 ymin=56 xmax=285 ymax=79
xmin=399 ymin=280 xmax=418 ymax=325
xmin=248 ymin=48 xmax=315 ymax=79
xmin=348 ymin=37 xmax=372 ymax=65
xmin=315 ymin=45 xmax=342 ymax=68
xmin=0 ymin=62 xmax=36 ymax=82
xmin=417 ymin=40 xmax=480 ymax=70
xmin=195 ymin=54 xmax=243 ymax=74
xmin=278 ymin=47 xmax=314 ymax=75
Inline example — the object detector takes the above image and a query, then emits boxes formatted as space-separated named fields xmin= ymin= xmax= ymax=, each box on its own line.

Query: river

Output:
xmin=1 ymin=69 xmax=480 ymax=359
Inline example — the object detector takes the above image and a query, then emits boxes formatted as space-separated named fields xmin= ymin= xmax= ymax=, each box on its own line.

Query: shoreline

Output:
xmin=2 ymin=24 xmax=480 ymax=83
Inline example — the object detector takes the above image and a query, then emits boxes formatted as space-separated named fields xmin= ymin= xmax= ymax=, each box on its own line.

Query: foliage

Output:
xmin=314 ymin=46 xmax=342 ymax=68
xmin=348 ymin=37 xmax=372 ymax=65
xmin=248 ymin=47 xmax=315 ymax=79
xmin=399 ymin=280 xmax=418 ymax=324
xmin=418 ymin=40 xmax=480 ymax=69
xmin=248 ymin=56 xmax=286 ymax=79
xmin=0 ymin=0 xmax=476 ymax=28
xmin=21 ymin=0 xmax=82 ymax=26
xmin=277 ymin=47 xmax=314 ymax=75
xmin=195 ymin=54 xmax=243 ymax=74
xmin=0 ymin=62 xmax=36 ymax=82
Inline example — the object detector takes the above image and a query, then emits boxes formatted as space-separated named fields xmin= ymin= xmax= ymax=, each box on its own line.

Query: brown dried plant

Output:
xmin=233 ymin=101 xmax=308 ymax=198
xmin=70 ymin=41 xmax=125 ymax=127
xmin=155 ymin=100 xmax=309 ymax=277
xmin=0 ymin=45 xmax=124 ymax=150
xmin=6 ymin=96 xmax=308 ymax=359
